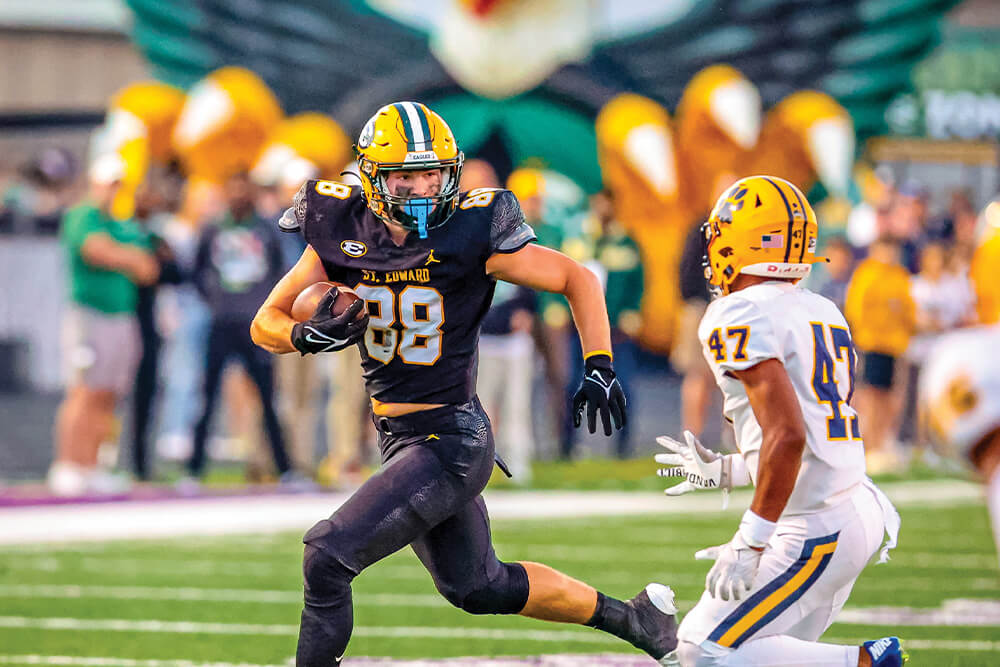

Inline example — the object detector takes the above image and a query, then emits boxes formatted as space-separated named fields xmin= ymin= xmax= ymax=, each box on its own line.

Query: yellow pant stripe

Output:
xmin=716 ymin=540 xmax=838 ymax=647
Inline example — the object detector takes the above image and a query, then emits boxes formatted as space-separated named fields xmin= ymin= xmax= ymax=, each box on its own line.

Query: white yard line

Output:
xmin=0 ymin=617 xmax=616 ymax=645
xmin=0 ymin=585 xmax=447 ymax=607
xmin=0 ymin=481 xmax=982 ymax=545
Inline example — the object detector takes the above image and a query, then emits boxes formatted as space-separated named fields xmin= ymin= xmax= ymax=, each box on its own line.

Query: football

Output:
xmin=290 ymin=281 xmax=364 ymax=322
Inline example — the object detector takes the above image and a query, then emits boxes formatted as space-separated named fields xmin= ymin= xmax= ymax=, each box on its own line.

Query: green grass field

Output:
xmin=1 ymin=491 xmax=998 ymax=666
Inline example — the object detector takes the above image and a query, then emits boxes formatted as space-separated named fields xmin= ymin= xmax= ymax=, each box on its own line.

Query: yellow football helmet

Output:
xmin=704 ymin=175 xmax=824 ymax=296
xmin=355 ymin=101 xmax=464 ymax=236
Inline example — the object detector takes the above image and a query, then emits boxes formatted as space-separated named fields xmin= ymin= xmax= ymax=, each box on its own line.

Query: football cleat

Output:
xmin=863 ymin=636 xmax=908 ymax=667
xmin=628 ymin=583 xmax=680 ymax=666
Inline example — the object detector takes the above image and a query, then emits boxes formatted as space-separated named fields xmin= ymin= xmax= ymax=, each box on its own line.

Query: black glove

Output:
xmin=572 ymin=353 xmax=627 ymax=436
xmin=290 ymin=289 xmax=369 ymax=355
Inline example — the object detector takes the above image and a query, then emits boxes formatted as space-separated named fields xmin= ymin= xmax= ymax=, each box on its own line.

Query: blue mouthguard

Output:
xmin=403 ymin=198 xmax=433 ymax=238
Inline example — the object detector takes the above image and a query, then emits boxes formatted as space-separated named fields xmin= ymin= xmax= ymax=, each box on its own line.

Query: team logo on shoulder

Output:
xmin=358 ymin=118 xmax=376 ymax=149
xmin=341 ymin=240 xmax=368 ymax=257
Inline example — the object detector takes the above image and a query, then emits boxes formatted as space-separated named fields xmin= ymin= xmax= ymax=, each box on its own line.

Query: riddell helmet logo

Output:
xmin=766 ymin=264 xmax=801 ymax=274
xmin=341 ymin=240 xmax=368 ymax=257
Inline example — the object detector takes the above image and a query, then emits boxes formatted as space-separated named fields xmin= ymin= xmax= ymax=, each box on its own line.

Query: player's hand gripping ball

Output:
xmin=290 ymin=281 xmax=368 ymax=354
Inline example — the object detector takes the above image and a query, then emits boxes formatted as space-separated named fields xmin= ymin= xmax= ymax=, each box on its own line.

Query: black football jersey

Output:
xmin=282 ymin=180 xmax=536 ymax=404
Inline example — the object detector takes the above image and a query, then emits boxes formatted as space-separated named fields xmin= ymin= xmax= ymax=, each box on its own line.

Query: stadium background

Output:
xmin=1 ymin=0 xmax=1000 ymax=664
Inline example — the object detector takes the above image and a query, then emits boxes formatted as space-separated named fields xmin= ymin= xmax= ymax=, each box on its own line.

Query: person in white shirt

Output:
xmin=655 ymin=176 xmax=905 ymax=667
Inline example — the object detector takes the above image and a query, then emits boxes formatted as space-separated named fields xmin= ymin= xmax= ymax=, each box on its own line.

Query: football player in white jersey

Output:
xmin=919 ymin=325 xmax=1000 ymax=567
xmin=656 ymin=176 xmax=905 ymax=667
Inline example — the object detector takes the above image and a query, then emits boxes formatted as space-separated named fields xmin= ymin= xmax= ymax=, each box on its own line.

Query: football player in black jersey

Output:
xmin=252 ymin=101 xmax=679 ymax=666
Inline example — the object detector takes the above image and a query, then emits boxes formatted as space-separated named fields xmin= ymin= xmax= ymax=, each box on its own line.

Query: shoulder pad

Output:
xmin=279 ymin=179 xmax=362 ymax=235
xmin=486 ymin=189 xmax=537 ymax=255
xmin=699 ymin=295 xmax=782 ymax=371
xmin=277 ymin=181 xmax=310 ymax=233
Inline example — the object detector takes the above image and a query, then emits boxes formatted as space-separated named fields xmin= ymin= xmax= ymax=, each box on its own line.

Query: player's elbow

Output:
xmin=249 ymin=308 xmax=278 ymax=352
xmin=767 ymin=421 xmax=806 ymax=457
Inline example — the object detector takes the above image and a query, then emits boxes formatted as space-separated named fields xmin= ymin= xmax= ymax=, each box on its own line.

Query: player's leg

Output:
xmin=677 ymin=485 xmax=898 ymax=666
xmin=296 ymin=427 xmax=493 ymax=666
xmin=130 ymin=339 xmax=159 ymax=480
xmin=239 ymin=332 xmax=292 ymax=476
xmin=411 ymin=486 xmax=678 ymax=661
xmin=188 ymin=322 xmax=228 ymax=477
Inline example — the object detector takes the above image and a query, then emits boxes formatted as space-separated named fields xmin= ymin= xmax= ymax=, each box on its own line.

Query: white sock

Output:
xmin=989 ymin=466 xmax=1000 ymax=568
xmin=716 ymin=635 xmax=858 ymax=666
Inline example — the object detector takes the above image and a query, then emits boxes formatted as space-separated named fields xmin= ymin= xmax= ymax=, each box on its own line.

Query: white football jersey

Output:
xmin=699 ymin=281 xmax=866 ymax=515
xmin=919 ymin=325 xmax=1000 ymax=463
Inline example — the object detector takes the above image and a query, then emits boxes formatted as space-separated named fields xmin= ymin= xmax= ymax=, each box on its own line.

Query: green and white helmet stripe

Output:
xmin=393 ymin=101 xmax=432 ymax=151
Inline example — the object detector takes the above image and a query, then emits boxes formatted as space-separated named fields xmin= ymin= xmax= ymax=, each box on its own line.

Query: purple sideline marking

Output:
xmin=0 ymin=484 xmax=321 ymax=508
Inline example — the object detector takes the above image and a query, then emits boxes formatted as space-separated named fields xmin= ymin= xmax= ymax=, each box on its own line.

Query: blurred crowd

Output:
xmin=802 ymin=169 xmax=995 ymax=474
xmin=6 ymin=135 xmax=1000 ymax=495
xmin=3 ymin=62 xmax=999 ymax=495
xmin=7 ymin=140 xmax=648 ymax=495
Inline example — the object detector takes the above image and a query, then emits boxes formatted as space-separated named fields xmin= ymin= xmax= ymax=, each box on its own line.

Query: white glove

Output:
xmin=698 ymin=508 xmax=777 ymax=602
xmin=655 ymin=430 xmax=730 ymax=508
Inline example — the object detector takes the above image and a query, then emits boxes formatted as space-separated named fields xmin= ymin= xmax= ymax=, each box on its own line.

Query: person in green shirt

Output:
xmin=49 ymin=155 xmax=160 ymax=497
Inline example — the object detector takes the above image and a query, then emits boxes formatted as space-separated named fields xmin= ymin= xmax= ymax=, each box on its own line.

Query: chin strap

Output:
xmin=402 ymin=197 xmax=433 ymax=238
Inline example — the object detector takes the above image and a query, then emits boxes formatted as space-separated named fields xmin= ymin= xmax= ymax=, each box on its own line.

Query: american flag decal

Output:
xmin=761 ymin=234 xmax=784 ymax=248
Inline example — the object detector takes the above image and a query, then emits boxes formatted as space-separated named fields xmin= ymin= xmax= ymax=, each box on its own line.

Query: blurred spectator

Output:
xmin=970 ymin=198 xmax=1000 ymax=325
xmin=933 ymin=188 xmax=980 ymax=269
xmin=674 ymin=220 xmax=717 ymax=442
xmin=129 ymin=178 xmax=185 ymax=481
xmin=889 ymin=179 xmax=929 ymax=273
xmin=588 ymin=188 xmax=643 ymax=457
xmin=270 ymin=160 xmax=325 ymax=478
xmin=184 ymin=172 xmax=297 ymax=488
xmin=49 ymin=155 xmax=159 ymax=496
xmin=813 ymin=236 xmax=855 ymax=312
xmin=153 ymin=180 xmax=216 ymax=462
xmin=479 ymin=282 xmax=538 ymax=481
xmin=310 ymin=163 xmax=376 ymax=488
xmin=845 ymin=237 xmax=916 ymax=473
xmin=1 ymin=148 xmax=80 ymax=235
xmin=901 ymin=241 xmax=976 ymax=448
xmin=463 ymin=160 xmax=538 ymax=482
xmin=846 ymin=165 xmax=895 ymax=249
xmin=506 ymin=169 xmax=572 ymax=457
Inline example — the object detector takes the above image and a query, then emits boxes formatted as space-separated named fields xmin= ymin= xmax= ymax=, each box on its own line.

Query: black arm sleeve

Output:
xmin=488 ymin=190 xmax=537 ymax=255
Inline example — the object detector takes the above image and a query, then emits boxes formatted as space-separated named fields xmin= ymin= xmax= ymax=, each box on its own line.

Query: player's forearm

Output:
xmin=250 ymin=305 xmax=298 ymax=354
xmin=563 ymin=262 xmax=613 ymax=356
xmin=749 ymin=432 xmax=803 ymax=522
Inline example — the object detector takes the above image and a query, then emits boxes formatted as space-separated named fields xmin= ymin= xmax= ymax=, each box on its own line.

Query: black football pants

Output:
xmin=296 ymin=397 xmax=529 ymax=666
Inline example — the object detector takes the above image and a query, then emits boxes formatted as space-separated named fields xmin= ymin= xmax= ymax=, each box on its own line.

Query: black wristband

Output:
xmin=584 ymin=351 xmax=613 ymax=372
xmin=290 ymin=322 xmax=310 ymax=355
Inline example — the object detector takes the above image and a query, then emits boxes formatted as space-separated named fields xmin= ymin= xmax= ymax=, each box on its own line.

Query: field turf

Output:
xmin=0 ymin=493 xmax=997 ymax=665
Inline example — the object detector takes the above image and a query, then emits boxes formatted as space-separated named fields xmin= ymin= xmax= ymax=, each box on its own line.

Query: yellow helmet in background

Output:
xmin=704 ymin=175 xmax=824 ymax=296
xmin=355 ymin=101 xmax=463 ymax=236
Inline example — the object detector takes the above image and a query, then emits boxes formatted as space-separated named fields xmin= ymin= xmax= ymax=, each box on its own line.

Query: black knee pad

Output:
xmin=302 ymin=543 xmax=355 ymax=605
xmin=459 ymin=561 xmax=530 ymax=615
